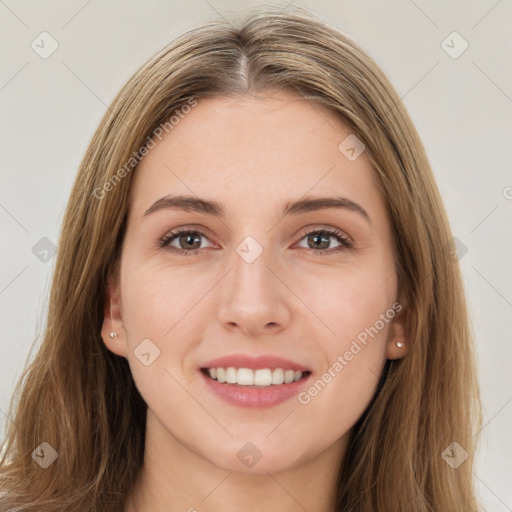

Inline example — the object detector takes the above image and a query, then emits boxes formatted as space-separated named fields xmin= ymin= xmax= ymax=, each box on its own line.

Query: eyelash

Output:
xmin=158 ymin=227 xmax=353 ymax=257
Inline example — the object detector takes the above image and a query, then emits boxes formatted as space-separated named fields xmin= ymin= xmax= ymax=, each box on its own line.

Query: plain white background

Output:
xmin=1 ymin=1 xmax=511 ymax=510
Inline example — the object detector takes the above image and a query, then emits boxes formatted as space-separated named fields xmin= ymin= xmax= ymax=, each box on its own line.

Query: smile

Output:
xmin=201 ymin=367 xmax=311 ymax=387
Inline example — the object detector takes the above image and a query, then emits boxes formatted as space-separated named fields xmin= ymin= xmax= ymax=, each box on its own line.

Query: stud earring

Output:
xmin=109 ymin=331 xmax=117 ymax=339
xmin=395 ymin=340 xmax=404 ymax=348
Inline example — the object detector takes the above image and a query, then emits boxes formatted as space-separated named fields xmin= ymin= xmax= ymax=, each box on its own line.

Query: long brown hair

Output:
xmin=0 ymin=6 xmax=483 ymax=511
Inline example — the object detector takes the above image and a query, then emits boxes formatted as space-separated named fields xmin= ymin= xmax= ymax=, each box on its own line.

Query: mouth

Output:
xmin=200 ymin=367 xmax=312 ymax=387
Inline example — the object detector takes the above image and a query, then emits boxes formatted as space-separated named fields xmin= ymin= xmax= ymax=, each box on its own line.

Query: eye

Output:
xmin=158 ymin=226 xmax=353 ymax=256
xmin=295 ymin=227 xmax=352 ymax=256
xmin=158 ymin=229 xmax=215 ymax=255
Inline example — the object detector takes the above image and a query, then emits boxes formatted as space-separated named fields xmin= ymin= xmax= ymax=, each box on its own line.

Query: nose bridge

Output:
xmin=216 ymin=234 xmax=290 ymax=333
xmin=230 ymin=235 xmax=277 ymax=305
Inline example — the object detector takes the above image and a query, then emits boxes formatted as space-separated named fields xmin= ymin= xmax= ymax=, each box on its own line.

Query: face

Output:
xmin=102 ymin=90 xmax=408 ymax=474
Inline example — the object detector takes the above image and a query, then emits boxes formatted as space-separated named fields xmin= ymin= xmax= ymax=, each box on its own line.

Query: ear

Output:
xmin=101 ymin=269 xmax=128 ymax=358
xmin=385 ymin=293 xmax=410 ymax=360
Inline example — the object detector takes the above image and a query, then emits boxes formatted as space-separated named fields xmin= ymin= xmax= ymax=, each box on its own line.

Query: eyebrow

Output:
xmin=143 ymin=194 xmax=372 ymax=225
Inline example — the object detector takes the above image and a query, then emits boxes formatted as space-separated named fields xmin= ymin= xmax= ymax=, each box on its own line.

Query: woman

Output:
xmin=0 ymin=6 xmax=483 ymax=511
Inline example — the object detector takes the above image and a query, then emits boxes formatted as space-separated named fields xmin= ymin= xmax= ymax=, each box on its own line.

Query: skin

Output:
xmin=101 ymin=90 xmax=409 ymax=512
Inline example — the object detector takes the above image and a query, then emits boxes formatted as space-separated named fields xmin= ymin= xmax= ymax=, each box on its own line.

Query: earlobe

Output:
xmin=386 ymin=294 xmax=409 ymax=360
xmin=100 ymin=272 xmax=127 ymax=358
xmin=387 ymin=338 xmax=409 ymax=360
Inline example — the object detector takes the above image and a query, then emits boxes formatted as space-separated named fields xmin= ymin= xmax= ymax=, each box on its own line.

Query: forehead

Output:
xmin=130 ymin=91 xmax=385 ymax=222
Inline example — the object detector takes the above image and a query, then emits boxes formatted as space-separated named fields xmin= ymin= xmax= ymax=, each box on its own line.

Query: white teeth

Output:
xmin=254 ymin=369 xmax=272 ymax=386
xmin=237 ymin=368 xmax=254 ymax=385
xmin=225 ymin=367 xmax=237 ymax=384
xmin=205 ymin=367 xmax=306 ymax=386
xmin=271 ymin=368 xmax=284 ymax=385
xmin=284 ymin=369 xmax=295 ymax=383
xmin=216 ymin=367 xmax=226 ymax=383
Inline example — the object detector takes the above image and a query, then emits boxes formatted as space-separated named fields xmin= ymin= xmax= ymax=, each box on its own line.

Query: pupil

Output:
xmin=181 ymin=233 xmax=200 ymax=249
xmin=310 ymin=233 xmax=329 ymax=250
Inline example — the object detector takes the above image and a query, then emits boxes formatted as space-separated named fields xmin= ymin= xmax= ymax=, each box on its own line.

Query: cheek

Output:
xmin=119 ymin=264 xmax=211 ymax=415
xmin=121 ymin=260 xmax=213 ymax=342
xmin=295 ymin=262 xmax=395 ymax=419
xmin=118 ymin=261 xmax=214 ymax=398
xmin=297 ymin=256 xmax=396 ymax=345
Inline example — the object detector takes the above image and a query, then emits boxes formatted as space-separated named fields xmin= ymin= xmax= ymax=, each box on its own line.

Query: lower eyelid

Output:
xmin=159 ymin=228 xmax=352 ymax=253
xmin=160 ymin=230 xmax=214 ymax=250
xmin=298 ymin=229 xmax=352 ymax=246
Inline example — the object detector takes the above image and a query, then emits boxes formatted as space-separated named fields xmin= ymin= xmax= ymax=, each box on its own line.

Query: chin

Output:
xmin=203 ymin=438 xmax=311 ymax=475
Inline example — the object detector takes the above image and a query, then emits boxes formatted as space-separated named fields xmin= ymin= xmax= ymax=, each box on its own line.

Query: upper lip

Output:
xmin=201 ymin=354 xmax=311 ymax=372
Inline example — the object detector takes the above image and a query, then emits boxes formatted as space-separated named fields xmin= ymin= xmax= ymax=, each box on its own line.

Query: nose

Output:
xmin=216 ymin=244 xmax=292 ymax=336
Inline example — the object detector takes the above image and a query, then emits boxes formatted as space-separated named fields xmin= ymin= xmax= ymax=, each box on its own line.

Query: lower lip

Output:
xmin=200 ymin=370 xmax=311 ymax=408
